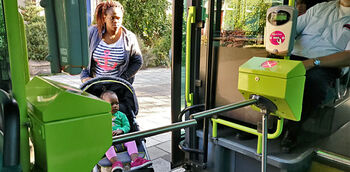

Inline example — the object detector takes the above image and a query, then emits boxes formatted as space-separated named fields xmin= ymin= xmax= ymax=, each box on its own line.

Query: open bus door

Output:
xmin=0 ymin=1 xmax=114 ymax=171
xmin=172 ymin=0 xmax=350 ymax=171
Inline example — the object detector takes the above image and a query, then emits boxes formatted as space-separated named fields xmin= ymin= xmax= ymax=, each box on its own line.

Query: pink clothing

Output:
xmin=105 ymin=140 xmax=138 ymax=160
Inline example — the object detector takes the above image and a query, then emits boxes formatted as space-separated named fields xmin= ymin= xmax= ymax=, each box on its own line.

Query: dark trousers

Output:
xmin=284 ymin=56 xmax=341 ymax=140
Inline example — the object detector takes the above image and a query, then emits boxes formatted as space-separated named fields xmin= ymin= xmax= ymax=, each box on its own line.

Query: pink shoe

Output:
xmin=111 ymin=161 xmax=123 ymax=172
xmin=130 ymin=157 xmax=152 ymax=170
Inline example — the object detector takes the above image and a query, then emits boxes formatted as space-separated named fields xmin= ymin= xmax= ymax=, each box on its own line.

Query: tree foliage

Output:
xmin=118 ymin=0 xmax=172 ymax=67
xmin=0 ymin=0 xmax=10 ymax=82
xmin=223 ymin=0 xmax=272 ymax=35
xmin=20 ymin=2 xmax=48 ymax=61
xmin=0 ymin=1 xmax=7 ymax=62
xmin=119 ymin=0 xmax=171 ymax=46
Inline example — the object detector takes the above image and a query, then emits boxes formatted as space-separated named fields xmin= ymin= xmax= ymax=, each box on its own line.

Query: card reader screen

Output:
xmin=275 ymin=14 xmax=287 ymax=21
xmin=268 ymin=10 xmax=291 ymax=26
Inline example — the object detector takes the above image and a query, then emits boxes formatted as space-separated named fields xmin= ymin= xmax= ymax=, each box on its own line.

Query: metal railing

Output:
xmin=112 ymin=99 xmax=257 ymax=144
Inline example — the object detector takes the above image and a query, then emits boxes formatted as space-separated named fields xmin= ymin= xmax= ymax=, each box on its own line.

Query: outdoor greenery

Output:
xmin=17 ymin=0 xmax=172 ymax=67
xmin=0 ymin=0 xmax=10 ymax=82
xmin=20 ymin=2 xmax=48 ymax=61
xmin=119 ymin=0 xmax=172 ymax=67
xmin=218 ymin=0 xmax=283 ymax=47
xmin=222 ymin=0 xmax=271 ymax=35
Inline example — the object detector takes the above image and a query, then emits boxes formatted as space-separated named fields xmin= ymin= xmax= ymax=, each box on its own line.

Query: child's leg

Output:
xmin=126 ymin=140 xmax=151 ymax=169
xmin=105 ymin=146 xmax=118 ymax=163
xmin=124 ymin=140 xmax=138 ymax=161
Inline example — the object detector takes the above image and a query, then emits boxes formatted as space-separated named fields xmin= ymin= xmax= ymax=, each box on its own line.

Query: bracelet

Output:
xmin=313 ymin=58 xmax=321 ymax=67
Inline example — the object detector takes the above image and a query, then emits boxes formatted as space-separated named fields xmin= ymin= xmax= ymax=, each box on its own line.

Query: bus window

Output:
xmin=202 ymin=0 xmax=284 ymax=48
xmin=0 ymin=0 xmax=11 ymax=92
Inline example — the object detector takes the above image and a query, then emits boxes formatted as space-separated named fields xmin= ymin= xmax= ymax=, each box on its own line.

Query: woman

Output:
xmin=80 ymin=1 xmax=142 ymax=84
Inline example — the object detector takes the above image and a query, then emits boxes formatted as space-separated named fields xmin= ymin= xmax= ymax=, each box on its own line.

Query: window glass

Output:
xmin=202 ymin=0 xmax=284 ymax=48
xmin=0 ymin=0 xmax=11 ymax=91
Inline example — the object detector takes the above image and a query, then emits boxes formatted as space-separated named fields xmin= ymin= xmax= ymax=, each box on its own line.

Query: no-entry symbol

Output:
xmin=261 ymin=60 xmax=278 ymax=68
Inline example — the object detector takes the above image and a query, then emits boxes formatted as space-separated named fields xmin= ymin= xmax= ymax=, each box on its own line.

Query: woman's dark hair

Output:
xmin=95 ymin=0 xmax=124 ymax=35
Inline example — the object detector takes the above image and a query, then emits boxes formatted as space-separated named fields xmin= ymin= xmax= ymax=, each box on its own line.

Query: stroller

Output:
xmin=80 ymin=76 xmax=153 ymax=171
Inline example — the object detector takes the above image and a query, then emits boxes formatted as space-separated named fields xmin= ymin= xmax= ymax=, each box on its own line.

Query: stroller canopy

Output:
xmin=80 ymin=76 xmax=139 ymax=117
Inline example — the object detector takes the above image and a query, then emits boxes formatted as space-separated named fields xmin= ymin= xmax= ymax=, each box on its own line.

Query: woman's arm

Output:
xmin=122 ymin=33 xmax=143 ymax=80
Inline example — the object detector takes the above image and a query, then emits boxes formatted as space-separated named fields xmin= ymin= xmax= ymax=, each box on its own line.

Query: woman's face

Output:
xmin=104 ymin=7 xmax=123 ymax=33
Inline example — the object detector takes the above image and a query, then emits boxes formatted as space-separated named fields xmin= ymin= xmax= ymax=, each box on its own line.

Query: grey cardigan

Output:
xmin=80 ymin=25 xmax=143 ymax=84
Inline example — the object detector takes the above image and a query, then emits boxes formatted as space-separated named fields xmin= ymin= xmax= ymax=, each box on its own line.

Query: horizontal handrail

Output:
xmin=113 ymin=99 xmax=257 ymax=144
xmin=190 ymin=99 xmax=258 ymax=120
xmin=113 ymin=119 xmax=197 ymax=144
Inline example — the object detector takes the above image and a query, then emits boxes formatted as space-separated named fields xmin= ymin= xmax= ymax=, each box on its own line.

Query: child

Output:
xmin=101 ymin=90 xmax=151 ymax=171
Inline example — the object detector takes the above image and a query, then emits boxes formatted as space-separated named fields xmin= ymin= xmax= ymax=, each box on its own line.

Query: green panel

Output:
xmin=26 ymin=76 xmax=110 ymax=122
xmin=239 ymin=57 xmax=305 ymax=78
xmin=29 ymin=112 xmax=111 ymax=172
xmin=27 ymin=76 xmax=112 ymax=171
xmin=41 ymin=0 xmax=60 ymax=73
xmin=43 ymin=0 xmax=88 ymax=74
xmin=3 ymin=0 xmax=31 ymax=171
xmin=238 ymin=73 xmax=287 ymax=99
xmin=238 ymin=57 xmax=305 ymax=121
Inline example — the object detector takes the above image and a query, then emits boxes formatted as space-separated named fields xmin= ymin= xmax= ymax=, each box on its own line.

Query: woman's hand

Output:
xmin=81 ymin=77 xmax=92 ymax=83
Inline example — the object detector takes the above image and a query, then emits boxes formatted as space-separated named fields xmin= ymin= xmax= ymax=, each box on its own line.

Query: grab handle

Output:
xmin=185 ymin=6 xmax=195 ymax=107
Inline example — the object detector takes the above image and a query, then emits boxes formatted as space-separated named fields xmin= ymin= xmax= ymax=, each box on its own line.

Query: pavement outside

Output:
xmin=43 ymin=68 xmax=183 ymax=172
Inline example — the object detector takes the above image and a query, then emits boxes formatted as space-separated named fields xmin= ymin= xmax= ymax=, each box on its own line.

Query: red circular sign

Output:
xmin=261 ymin=60 xmax=278 ymax=68
xmin=269 ymin=31 xmax=285 ymax=45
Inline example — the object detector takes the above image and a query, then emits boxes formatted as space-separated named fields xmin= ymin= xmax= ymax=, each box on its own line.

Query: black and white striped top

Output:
xmin=93 ymin=36 xmax=125 ymax=77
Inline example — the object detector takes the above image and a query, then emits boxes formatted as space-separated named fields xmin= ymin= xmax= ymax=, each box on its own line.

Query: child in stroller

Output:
xmin=101 ymin=90 xmax=151 ymax=171
xmin=80 ymin=76 xmax=153 ymax=171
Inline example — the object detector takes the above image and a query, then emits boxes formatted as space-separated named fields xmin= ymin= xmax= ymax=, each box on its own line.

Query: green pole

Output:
xmin=3 ymin=0 xmax=30 ymax=171
xmin=212 ymin=120 xmax=217 ymax=137
xmin=289 ymin=0 xmax=295 ymax=7
xmin=284 ymin=0 xmax=295 ymax=60
xmin=257 ymin=135 xmax=262 ymax=154
xmin=185 ymin=6 xmax=195 ymax=107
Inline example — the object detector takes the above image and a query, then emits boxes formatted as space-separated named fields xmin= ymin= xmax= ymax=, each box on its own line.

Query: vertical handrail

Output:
xmin=261 ymin=113 xmax=268 ymax=172
xmin=185 ymin=6 xmax=195 ymax=107
xmin=284 ymin=0 xmax=295 ymax=60
xmin=288 ymin=0 xmax=295 ymax=7
xmin=3 ymin=1 xmax=30 ymax=171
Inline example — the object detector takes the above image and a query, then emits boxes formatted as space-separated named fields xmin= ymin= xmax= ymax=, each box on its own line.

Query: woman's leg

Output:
xmin=124 ymin=140 xmax=138 ymax=161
